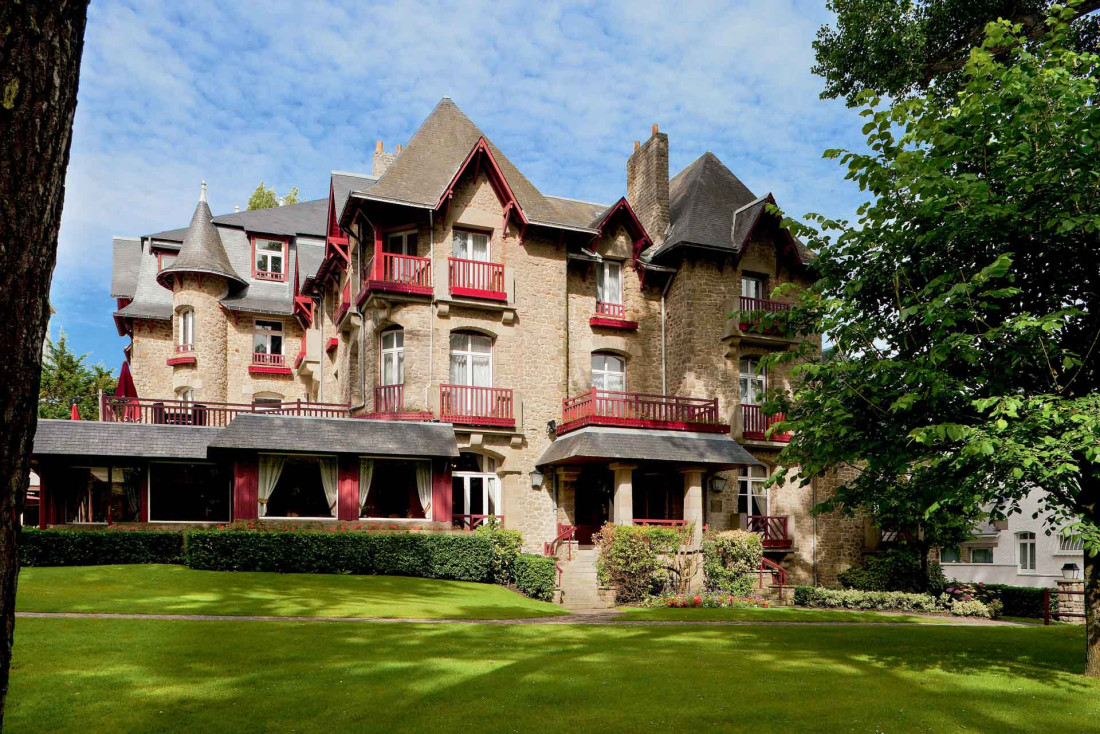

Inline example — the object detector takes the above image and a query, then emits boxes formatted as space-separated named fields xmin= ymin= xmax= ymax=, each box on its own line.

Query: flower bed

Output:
xmin=645 ymin=592 xmax=770 ymax=609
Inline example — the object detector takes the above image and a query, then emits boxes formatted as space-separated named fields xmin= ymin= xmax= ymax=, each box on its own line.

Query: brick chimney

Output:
xmin=372 ymin=140 xmax=397 ymax=177
xmin=626 ymin=124 xmax=670 ymax=245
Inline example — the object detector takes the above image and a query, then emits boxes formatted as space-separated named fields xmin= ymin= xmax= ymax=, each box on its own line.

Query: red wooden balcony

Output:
xmin=359 ymin=253 xmax=433 ymax=301
xmin=745 ymin=515 xmax=791 ymax=548
xmin=99 ymin=395 xmax=349 ymax=427
xmin=250 ymin=352 xmax=290 ymax=375
xmin=448 ymin=258 xmax=506 ymax=301
xmin=360 ymin=384 xmax=433 ymax=421
xmin=439 ymin=384 xmax=515 ymax=428
xmin=558 ymin=389 xmax=728 ymax=435
xmin=739 ymin=296 xmax=792 ymax=333
xmin=590 ymin=301 xmax=638 ymax=331
xmin=742 ymin=404 xmax=790 ymax=442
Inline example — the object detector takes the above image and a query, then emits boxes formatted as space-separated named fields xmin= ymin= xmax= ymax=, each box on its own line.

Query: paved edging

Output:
xmin=15 ymin=611 xmax=1023 ymax=627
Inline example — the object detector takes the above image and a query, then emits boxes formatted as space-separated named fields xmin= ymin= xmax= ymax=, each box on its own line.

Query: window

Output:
xmin=738 ymin=465 xmax=769 ymax=515
xmin=261 ymin=455 xmax=338 ymax=519
xmin=252 ymin=394 xmax=283 ymax=411
xmin=177 ymin=307 xmax=194 ymax=350
xmin=591 ymin=353 xmax=625 ymax=392
xmin=971 ymin=547 xmax=994 ymax=564
xmin=1017 ymin=531 xmax=1037 ymax=572
xmin=149 ymin=463 xmax=230 ymax=522
xmin=451 ymin=452 xmax=501 ymax=529
xmin=739 ymin=357 xmax=765 ymax=405
xmin=453 ymin=230 xmax=490 ymax=261
xmin=449 ymin=332 xmax=492 ymax=387
xmin=597 ymin=261 xmax=623 ymax=305
xmin=60 ymin=466 xmax=141 ymax=524
xmin=381 ymin=328 xmax=404 ymax=385
xmin=176 ymin=387 xmax=194 ymax=404
xmin=940 ymin=548 xmax=961 ymax=564
xmin=1059 ymin=534 xmax=1084 ymax=552
xmin=157 ymin=251 xmax=177 ymax=271
xmin=254 ymin=320 xmax=284 ymax=360
xmin=254 ymin=238 xmax=286 ymax=280
xmin=386 ymin=230 xmax=419 ymax=256
xmin=741 ymin=275 xmax=764 ymax=300
xmin=359 ymin=458 xmax=431 ymax=520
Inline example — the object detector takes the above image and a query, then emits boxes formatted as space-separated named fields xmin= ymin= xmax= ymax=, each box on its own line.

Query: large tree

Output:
xmin=38 ymin=332 xmax=116 ymax=420
xmin=814 ymin=0 xmax=1100 ymax=106
xmin=247 ymin=182 xmax=300 ymax=210
xmin=771 ymin=5 xmax=1100 ymax=673
xmin=0 ymin=0 xmax=90 ymax=725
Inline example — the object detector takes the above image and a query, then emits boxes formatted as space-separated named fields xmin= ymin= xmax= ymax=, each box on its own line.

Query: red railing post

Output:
xmin=1044 ymin=588 xmax=1051 ymax=625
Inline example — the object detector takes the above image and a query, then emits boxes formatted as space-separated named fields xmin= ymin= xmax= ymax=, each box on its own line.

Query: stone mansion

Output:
xmin=32 ymin=98 xmax=869 ymax=587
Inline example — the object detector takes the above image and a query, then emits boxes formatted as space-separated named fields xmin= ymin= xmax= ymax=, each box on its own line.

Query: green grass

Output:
xmin=8 ymin=618 xmax=1095 ymax=733
xmin=616 ymin=605 xmax=957 ymax=624
xmin=16 ymin=565 xmax=565 ymax=620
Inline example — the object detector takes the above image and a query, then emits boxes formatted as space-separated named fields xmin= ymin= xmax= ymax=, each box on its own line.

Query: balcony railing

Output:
xmin=595 ymin=301 xmax=626 ymax=319
xmin=742 ymin=404 xmax=790 ymax=442
xmin=558 ymin=389 xmax=727 ymax=434
xmin=361 ymin=252 xmax=433 ymax=297
xmin=452 ymin=514 xmax=504 ymax=531
xmin=744 ymin=515 xmax=791 ymax=548
xmin=335 ymin=280 xmax=351 ymax=324
xmin=739 ymin=296 xmax=792 ymax=334
xmin=99 ymin=395 xmax=349 ymax=427
xmin=175 ymin=343 xmax=195 ymax=354
xmin=252 ymin=352 xmax=285 ymax=368
xmin=439 ymin=384 xmax=515 ymax=427
xmin=448 ymin=257 xmax=506 ymax=301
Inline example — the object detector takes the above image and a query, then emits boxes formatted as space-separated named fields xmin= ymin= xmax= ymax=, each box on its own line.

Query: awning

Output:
xmin=208 ymin=414 xmax=459 ymax=457
xmin=536 ymin=426 xmax=763 ymax=470
xmin=32 ymin=420 xmax=215 ymax=461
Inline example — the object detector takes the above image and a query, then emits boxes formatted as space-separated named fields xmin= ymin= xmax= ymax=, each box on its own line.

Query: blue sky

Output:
xmin=53 ymin=0 xmax=868 ymax=372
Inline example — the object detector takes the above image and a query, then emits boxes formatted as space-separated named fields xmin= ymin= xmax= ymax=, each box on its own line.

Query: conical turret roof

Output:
xmin=157 ymin=183 xmax=246 ymax=289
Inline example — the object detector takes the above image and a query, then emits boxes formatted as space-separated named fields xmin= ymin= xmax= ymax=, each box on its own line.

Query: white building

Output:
xmin=942 ymin=488 xmax=1084 ymax=588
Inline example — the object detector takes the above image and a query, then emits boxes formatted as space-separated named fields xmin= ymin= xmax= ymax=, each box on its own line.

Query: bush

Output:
xmin=512 ymin=553 xmax=556 ymax=602
xmin=945 ymin=581 xmax=1053 ymax=618
xmin=476 ymin=522 xmax=523 ymax=584
xmin=947 ymin=597 xmax=1002 ymax=619
xmin=184 ymin=530 xmax=494 ymax=582
xmin=838 ymin=548 xmax=946 ymax=594
xmin=702 ymin=529 xmax=763 ymax=596
xmin=593 ymin=523 xmax=681 ymax=604
xmin=645 ymin=592 xmax=769 ymax=609
xmin=793 ymin=586 xmax=941 ymax=612
xmin=21 ymin=528 xmax=184 ymax=566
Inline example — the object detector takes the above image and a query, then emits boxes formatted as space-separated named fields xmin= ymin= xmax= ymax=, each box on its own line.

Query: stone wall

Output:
xmin=130 ymin=319 xmax=174 ymax=398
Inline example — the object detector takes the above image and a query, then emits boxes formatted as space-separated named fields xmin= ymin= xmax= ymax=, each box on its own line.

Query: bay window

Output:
xmin=254 ymin=239 xmax=286 ymax=281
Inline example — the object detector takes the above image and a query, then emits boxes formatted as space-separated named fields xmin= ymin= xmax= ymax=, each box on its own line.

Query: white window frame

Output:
xmin=739 ymin=357 xmax=765 ymax=405
xmin=380 ymin=328 xmax=404 ymax=386
xmin=738 ymin=465 xmax=769 ymax=516
xmin=452 ymin=454 xmax=501 ymax=526
xmin=741 ymin=275 xmax=764 ymax=300
xmin=591 ymin=353 xmax=626 ymax=392
xmin=255 ymin=239 xmax=285 ymax=279
xmin=453 ymin=230 xmax=490 ymax=262
xmin=176 ymin=387 xmax=194 ymax=404
xmin=1017 ymin=531 xmax=1037 ymax=572
xmin=253 ymin=320 xmax=284 ymax=356
xmin=597 ymin=261 xmax=623 ymax=305
xmin=177 ymin=307 xmax=194 ymax=348
xmin=448 ymin=332 xmax=493 ymax=387
xmin=385 ymin=229 xmax=418 ymax=256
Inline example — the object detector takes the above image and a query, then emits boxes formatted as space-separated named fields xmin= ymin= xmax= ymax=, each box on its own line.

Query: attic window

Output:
xmin=254 ymin=238 xmax=287 ymax=281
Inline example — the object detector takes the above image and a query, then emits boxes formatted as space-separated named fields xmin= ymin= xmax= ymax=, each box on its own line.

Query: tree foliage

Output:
xmin=38 ymin=331 xmax=116 ymax=420
xmin=814 ymin=0 xmax=1100 ymax=106
xmin=772 ymin=4 xmax=1100 ymax=672
xmin=247 ymin=182 xmax=300 ymax=210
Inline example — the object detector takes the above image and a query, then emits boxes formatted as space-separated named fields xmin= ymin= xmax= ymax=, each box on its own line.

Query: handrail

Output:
xmin=374 ymin=384 xmax=404 ymax=413
xmin=252 ymin=352 xmax=286 ymax=367
xmin=448 ymin=257 xmax=505 ymax=297
xmin=742 ymin=404 xmax=790 ymax=442
xmin=175 ymin=343 xmax=195 ymax=354
xmin=562 ymin=388 xmax=721 ymax=428
xmin=739 ymin=296 xmax=791 ymax=314
xmin=756 ymin=557 xmax=787 ymax=588
xmin=452 ymin=514 xmax=503 ymax=531
xmin=439 ymin=384 xmax=514 ymax=426
xmin=375 ymin=252 xmax=433 ymax=287
xmin=100 ymin=395 xmax=349 ymax=427
xmin=544 ymin=523 xmax=576 ymax=561
xmin=745 ymin=515 xmax=790 ymax=547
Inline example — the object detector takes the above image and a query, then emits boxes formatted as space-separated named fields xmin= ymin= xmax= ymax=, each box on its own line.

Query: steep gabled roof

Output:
xmin=331 ymin=171 xmax=377 ymax=228
xmin=111 ymin=237 xmax=141 ymax=298
xmin=156 ymin=186 xmax=246 ymax=288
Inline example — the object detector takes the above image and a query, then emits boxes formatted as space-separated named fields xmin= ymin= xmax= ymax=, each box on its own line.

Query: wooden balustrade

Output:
xmin=745 ymin=515 xmax=791 ymax=547
xmin=374 ymin=384 xmax=404 ymax=413
xmin=251 ymin=352 xmax=285 ymax=367
xmin=360 ymin=252 xmax=433 ymax=298
xmin=595 ymin=301 xmax=626 ymax=319
xmin=741 ymin=404 xmax=790 ymax=442
xmin=544 ymin=523 xmax=576 ymax=561
xmin=559 ymin=388 xmax=726 ymax=434
xmin=99 ymin=395 xmax=349 ymax=427
xmin=439 ymin=384 xmax=514 ymax=427
xmin=448 ymin=257 xmax=506 ymax=300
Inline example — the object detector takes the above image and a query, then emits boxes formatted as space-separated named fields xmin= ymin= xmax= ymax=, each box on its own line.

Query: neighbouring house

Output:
xmin=31 ymin=97 xmax=871 ymax=591
xmin=940 ymin=489 xmax=1085 ymax=589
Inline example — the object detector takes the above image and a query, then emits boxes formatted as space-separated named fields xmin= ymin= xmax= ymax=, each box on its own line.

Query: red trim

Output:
xmin=233 ymin=455 xmax=259 ymax=521
xmin=437 ymin=138 xmax=528 ymax=232
xmin=250 ymin=234 xmax=290 ymax=282
xmin=326 ymin=337 xmax=339 ymax=354
xmin=248 ymin=365 xmax=293 ymax=376
xmin=337 ymin=455 xmax=359 ymax=521
xmin=589 ymin=316 xmax=639 ymax=331
xmin=153 ymin=248 xmax=178 ymax=271
xmin=448 ymin=256 xmax=507 ymax=301
xmin=166 ymin=355 xmax=197 ymax=366
xmin=558 ymin=389 xmax=727 ymax=435
xmin=591 ymin=197 xmax=653 ymax=266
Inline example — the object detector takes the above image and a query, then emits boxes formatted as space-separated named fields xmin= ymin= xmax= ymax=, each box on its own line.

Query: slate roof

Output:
xmin=116 ymin=240 xmax=173 ymax=320
xmin=146 ymin=198 xmax=330 ymax=243
xmin=110 ymin=237 xmax=141 ymax=298
xmin=296 ymin=242 xmax=324 ymax=281
xmin=331 ymin=171 xmax=377 ymax=224
xmin=32 ymin=420 xmax=216 ymax=460
xmin=208 ymin=414 xmax=460 ymax=457
xmin=157 ymin=193 xmax=247 ymax=288
xmin=535 ymin=427 xmax=763 ymax=470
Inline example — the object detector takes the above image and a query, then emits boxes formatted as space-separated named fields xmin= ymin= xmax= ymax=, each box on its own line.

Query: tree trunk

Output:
xmin=0 ymin=1 xmax=89 ymax=728
xmin=1085 ymin=493 xmax=1100 ymax=678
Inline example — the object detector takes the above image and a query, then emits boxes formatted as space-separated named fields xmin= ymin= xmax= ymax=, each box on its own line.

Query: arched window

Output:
xmin=380 ymin=327 xmax=404 ymax=386
xmin=449 ymin=331 xmax=492 ymax=387
xmin=591 ymin=352 xmax=625 ymax=392
xmin=739 ymin=357 xmax=765 ymax=405
xmin=177 ymin=307 xmax=194 ymax=351
xmin=1017 ymin=531 xmax=1036 ymax=572
xmin=252 ymin=392 xmax=283 ymax=411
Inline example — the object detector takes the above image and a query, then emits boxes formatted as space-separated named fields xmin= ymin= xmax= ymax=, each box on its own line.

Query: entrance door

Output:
xmin=574 ymin=468 xmax=612 ymax=544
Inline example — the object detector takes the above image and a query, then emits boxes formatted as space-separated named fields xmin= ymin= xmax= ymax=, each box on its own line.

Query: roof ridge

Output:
xmin=544 ymin=193 xmax=610 ymax=207
xmin=330 ymin=170 xmax=377 ymax=179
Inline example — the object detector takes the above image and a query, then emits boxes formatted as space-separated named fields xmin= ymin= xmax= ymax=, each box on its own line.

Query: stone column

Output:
xmin=1056 ymin=579 xmax=1085 ymax=625
xmin=681 ymin=467 xmax=705 ymax=548
xmin=609 ymin=462 xmax=636 ymax=526
xmin=555 ymin=468 xmax=579 ymax=527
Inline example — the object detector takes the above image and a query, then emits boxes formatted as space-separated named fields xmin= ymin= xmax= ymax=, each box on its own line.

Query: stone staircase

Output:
xmin=556 ymin=546 xmax=615 ymax=610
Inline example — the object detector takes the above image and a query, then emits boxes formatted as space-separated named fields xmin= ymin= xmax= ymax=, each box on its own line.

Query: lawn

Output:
xmin=616 ymin=605 xmax=957 ymax=624
xmin=8 ymin=618 xmax=1095 ymax=733
xmin=16 ymin=565 xmax=565 ymax=620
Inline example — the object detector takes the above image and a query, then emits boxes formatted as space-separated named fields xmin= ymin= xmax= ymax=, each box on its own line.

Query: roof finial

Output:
xmin=200 ymin=180 xmax=207 ymax=203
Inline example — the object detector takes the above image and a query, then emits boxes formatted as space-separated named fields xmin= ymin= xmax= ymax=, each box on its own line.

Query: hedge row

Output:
xmin=512 ymin=553 xmax=556 ymax=602
xmin=793 ymin=586 xmax=941 ymax=612
xmin=21 ymin=529 xmax=183 ymax=566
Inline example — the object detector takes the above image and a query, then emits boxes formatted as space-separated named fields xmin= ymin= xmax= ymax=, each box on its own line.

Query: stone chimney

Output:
xmin=626 ymin=123 xmax=670 ymax=245
xmin=372 ymin=140 xmax=397 ymax=177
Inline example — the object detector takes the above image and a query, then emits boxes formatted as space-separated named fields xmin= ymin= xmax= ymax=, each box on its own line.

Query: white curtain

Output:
xmin=415 ymin=461 xmax=433 ymax=519
xmin=257 ymin=455 xmax=285 ymax=518
xmin=319 ymin=457 xmax=339 ymax=517
xmin=359 ymin=459 xmax=374 ymax=516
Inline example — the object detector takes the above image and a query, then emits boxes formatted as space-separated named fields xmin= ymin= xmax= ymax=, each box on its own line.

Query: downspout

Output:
xmin=564 ymin=255 xmax=570 ymax=400
xmin=660 ymin=270 xmax=675 ymax=394
xmin=427 ymin=210 xmax=435 ymax=412
xmin=350 ymin=214 xmax=370 ymax=413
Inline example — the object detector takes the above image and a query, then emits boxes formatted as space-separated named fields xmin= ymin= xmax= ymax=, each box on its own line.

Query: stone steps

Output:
xmin=556 ymin=548 xmax=614 ymax=611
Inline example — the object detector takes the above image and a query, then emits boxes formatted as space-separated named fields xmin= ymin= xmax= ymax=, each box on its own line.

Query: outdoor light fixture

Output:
xmin=710 ymin=475 xmax=728 ymax=493
xmin=1062 ymin=562 xmax=1081 ymax=580
xmin=530 ymin=470 xmax=544 ymax=489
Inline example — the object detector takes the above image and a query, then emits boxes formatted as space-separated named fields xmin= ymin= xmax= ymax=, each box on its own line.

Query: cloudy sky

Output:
xmin=54 ymin=0 xmax=868 ymax=371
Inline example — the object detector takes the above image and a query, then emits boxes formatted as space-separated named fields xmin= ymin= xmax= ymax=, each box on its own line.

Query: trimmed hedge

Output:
xmin=838 ymin=549 xmax=947 ymax=594
xmin=793 ymin=586 xmax=941 ymax=612
xmin=21 ymin=529 xmax=184 ymax=566
xmin=513 ymin=553 xmax=556 ymax=602
xmin=184 ymin=530 xmax=495 ymax=582
xmin=946 ymin=581 xmax=1053 ymax=619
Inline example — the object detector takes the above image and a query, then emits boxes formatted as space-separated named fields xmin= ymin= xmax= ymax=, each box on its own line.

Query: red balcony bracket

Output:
xmin=589 ymin=316 xmax=639 ymax=331
xmin=166 ymin=355 xmax=197 ymax=367
xmin=248 ymin=365 xmax=293 ymax=376
xmin=326 ymin=337 xmax=339 ymax=354
xmin=559 ymin=389 xmax=728 ymax=435
xmin=439 ymin=384 xmax=515 ymax=428
xmin=294 ymin=352 xmax=305 ymax=370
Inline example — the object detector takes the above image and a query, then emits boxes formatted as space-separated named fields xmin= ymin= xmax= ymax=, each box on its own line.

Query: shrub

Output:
xmin=21 ymin=528 xmax=184 ymax=566
xmin=593 ymin=523 xmax=681 ymax=604
xmin=945 ymin=581 xmax=1053 ymax=618
xmin=184 ymin=530 xmax=494 ymax=582
xmin=793 ymin=586 xmax=941 ymax=612
xmin=645 ymin=592 xmax=769 ymax=609
xmin=702 ymin=529 xmax=763 ymax=596
xmin=837 ymin=548 xmax=946 ymax=594
xmin=947 ymin=597 xmax=1002 ymax=619
xmin=512 ymin=553 xmax=556 ymax=602
xmin=475 ymin=521 xmax=524 ymax=584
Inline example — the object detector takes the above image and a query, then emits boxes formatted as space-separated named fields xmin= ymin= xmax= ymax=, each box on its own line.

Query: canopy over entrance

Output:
xmin=536 ymin=426 xmax=762 ymax=471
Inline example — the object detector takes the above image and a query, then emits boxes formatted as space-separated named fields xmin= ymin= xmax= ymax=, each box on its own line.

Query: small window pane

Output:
xmin=450 ymin=332 xmax=467 ymax=351
xmin=470 ymin=334 xmax=492 ymax=354
xmin=453 ymin=231 xmax=469 ymax=259
xmin=972 ymin=547 xmax=993 ymax=564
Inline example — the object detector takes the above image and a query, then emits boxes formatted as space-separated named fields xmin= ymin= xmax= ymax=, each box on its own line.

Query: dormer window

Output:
xmin=253 ymin=238 xmax=287 ymax=281
xmin=156 ymin=251 xmax=177 ymax=271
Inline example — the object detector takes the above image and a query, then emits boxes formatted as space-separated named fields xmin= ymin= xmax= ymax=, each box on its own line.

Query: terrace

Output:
xmin=99 ymin=395 xmax=349 ymax=428
xmin=558 ymin=388 xmax=729 ymax=435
